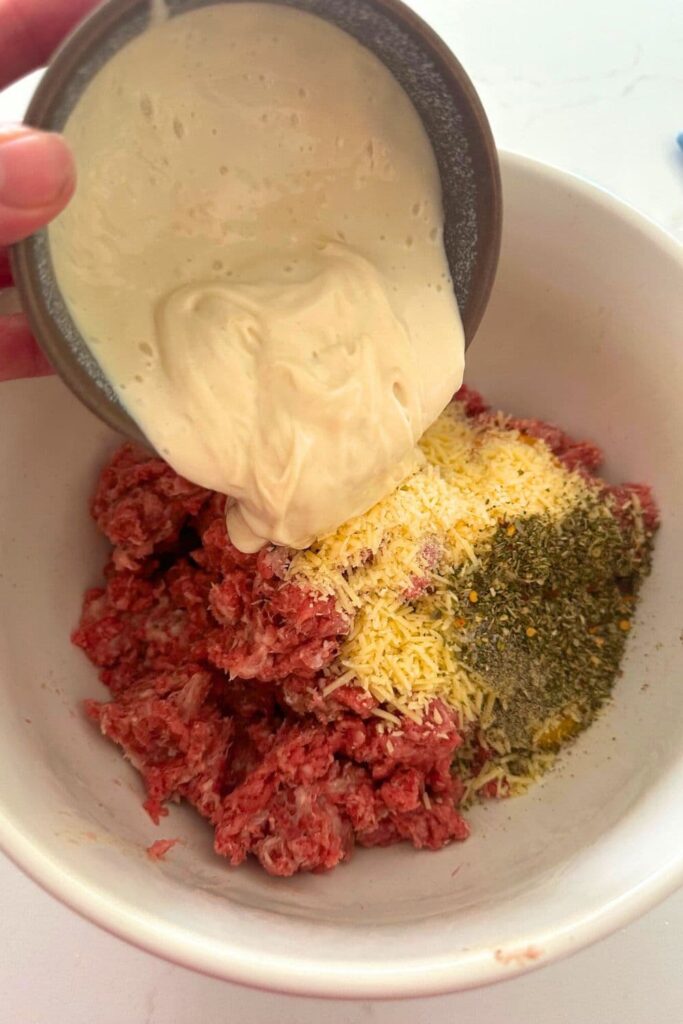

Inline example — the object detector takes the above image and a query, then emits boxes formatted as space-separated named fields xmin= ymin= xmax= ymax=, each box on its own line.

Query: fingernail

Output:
xmin=0 ymin=130 xmax=75 ymax=210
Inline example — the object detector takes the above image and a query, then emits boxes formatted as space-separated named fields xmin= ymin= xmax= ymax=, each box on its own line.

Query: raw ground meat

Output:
xmin=146 ymin=838 xmax=180 ymax=861
xmin=76 ymin=390 xmax=656 ymax=876
xmin=76 ymin=445 xmax=468 ymax=876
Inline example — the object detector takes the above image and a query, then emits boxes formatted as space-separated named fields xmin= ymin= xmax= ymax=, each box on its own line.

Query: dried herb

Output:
xmin=448 ymin=494 xmax=654 ymax=755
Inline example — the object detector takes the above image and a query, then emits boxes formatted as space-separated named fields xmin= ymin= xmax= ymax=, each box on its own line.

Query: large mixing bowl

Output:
xmin=0 ymin=152 xmax=681 ymax=998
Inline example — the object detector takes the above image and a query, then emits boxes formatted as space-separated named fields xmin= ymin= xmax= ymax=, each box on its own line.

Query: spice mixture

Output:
xmin=74 ymin=388 xmax=657 ymax=875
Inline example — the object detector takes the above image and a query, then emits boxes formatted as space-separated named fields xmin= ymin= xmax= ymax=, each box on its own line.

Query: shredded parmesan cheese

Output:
xmin=289 ymin=402 xmax=588 ymax=721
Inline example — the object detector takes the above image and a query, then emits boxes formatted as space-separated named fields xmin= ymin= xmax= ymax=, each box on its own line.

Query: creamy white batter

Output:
xmin=50 ymin=2 xmax=465 ymax=551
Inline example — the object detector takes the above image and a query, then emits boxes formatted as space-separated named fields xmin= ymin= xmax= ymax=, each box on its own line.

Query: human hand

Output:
xmin=0 ymin=0 xmax=99 ymax=381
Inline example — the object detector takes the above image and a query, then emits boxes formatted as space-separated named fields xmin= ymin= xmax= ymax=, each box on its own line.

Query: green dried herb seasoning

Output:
xmin=448 ymin=493 xmax=655 ymax=760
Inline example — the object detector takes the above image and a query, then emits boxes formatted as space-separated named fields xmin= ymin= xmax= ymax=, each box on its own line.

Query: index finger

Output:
xmin=0 ymin=0 xmax=100 ymax=90
xmin=0 ymin=312 xmax=52 ymax=380
xmin=0 ymin=246 xmax=11 ymax=288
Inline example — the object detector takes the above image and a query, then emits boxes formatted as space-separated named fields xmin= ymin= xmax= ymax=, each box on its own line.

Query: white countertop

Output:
xmin=1 ymin=1 xmax=682 ymax=1021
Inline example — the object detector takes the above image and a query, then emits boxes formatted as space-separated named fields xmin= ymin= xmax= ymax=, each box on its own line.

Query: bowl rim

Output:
xmin=1 ymin=150 xmax=682 ymax=1000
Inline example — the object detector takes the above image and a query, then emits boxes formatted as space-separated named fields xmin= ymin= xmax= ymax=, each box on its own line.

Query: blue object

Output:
xmin=677 ymin=132 xmax=683 ymax=152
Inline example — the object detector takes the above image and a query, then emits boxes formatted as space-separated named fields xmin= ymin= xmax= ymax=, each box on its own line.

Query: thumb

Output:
xmin=0 ymin=127 xmax=76 ymax=247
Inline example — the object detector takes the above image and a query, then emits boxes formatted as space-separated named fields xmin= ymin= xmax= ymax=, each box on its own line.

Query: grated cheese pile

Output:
xmin=289 ymin=401 xmax=587 ymax=723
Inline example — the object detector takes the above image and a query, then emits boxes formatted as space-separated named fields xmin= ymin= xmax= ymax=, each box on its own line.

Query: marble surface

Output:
xmin=1 ymin=0 xmax=682 ymax=1021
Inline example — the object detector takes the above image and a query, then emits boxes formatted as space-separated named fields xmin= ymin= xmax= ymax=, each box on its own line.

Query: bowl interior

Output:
xmin=13 ymin=0 xmax=500 ymax=443
xmin=1 ymin=153 xmax=682 ymax=997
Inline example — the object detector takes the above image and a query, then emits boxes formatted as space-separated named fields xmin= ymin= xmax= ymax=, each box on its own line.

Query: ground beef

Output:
xmin=76 ymin=455 xmax=469 ymax=876
xmin=91 ymin=444 xmax=212 ymax=571
xmin=77 ymin=392 xmax=655 ymax=877
xmin=146 ymin=838 xmax=180 ymax=861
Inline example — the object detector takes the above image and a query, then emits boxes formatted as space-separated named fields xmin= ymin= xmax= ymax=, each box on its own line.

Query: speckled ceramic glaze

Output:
xmin=11 ymin=0 xmax=501 ymax=444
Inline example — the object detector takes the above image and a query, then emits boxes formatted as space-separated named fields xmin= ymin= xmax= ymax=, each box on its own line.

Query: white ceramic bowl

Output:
xmin=1 ymin=152 xmax=682 ymax=999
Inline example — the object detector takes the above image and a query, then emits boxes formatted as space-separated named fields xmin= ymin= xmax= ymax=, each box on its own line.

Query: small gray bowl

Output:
xmin=12 ymin=0 xmax=502 ymax=443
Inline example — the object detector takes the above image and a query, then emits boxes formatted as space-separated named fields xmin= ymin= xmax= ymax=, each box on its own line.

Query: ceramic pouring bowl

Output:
xmin=11 ymin=0 xmax=502 ymax=445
